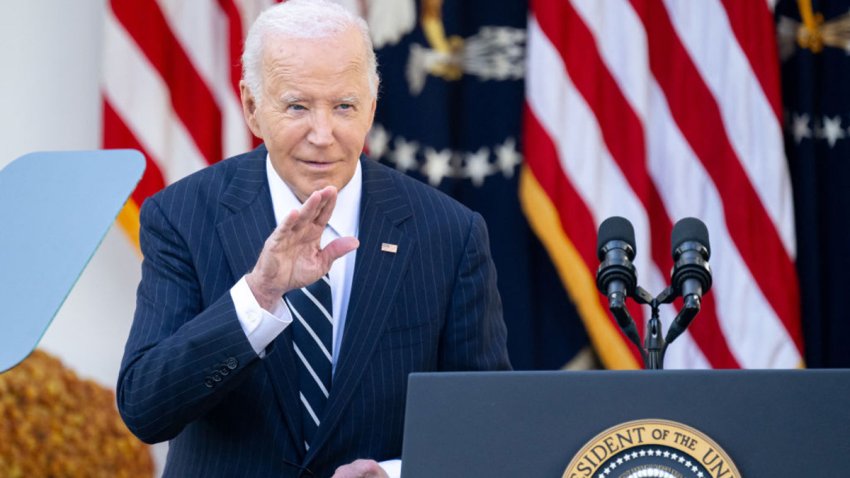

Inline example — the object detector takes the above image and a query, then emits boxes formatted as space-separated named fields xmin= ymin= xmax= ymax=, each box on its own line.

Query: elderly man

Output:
xmin=117 ymin=1 xmax=510 ymax=477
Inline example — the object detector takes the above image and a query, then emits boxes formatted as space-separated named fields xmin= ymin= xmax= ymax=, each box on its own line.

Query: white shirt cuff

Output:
xmin=378 ymin=459 xmax=401 ymax=478
xmin=230 ymin=276 xmax=292 ymax=355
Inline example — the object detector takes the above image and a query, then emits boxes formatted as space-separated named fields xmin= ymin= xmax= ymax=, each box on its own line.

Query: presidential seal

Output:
xmin=563 ymin=419 xmax=740 ymax=478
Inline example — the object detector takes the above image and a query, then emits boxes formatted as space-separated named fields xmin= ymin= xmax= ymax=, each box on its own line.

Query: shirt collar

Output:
xmin=265 ymin=155 xmax=361 ymax=239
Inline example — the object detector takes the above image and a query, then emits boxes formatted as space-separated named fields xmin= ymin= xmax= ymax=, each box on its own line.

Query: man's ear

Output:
xmin=240 ymin=81 xmax=262 ymax=139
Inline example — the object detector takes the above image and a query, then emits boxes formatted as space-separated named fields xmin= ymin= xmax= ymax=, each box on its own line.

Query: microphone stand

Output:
xmin=606 ymin=286 xmax=677 ymax=370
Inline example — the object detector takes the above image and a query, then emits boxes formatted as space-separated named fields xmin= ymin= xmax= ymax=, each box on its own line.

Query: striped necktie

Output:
xmin=284 ymin=275 xmax=333 ymax=449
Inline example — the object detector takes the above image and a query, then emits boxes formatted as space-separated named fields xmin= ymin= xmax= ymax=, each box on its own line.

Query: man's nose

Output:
xmin=307 ymin=110 xmax=334 ymax=146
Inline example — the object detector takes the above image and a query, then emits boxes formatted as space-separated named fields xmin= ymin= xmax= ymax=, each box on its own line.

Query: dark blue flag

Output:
xmin=363 ymin=0 xmax=589 ymax=369
xmin=777 ymin=0 xmax=850 ymax=366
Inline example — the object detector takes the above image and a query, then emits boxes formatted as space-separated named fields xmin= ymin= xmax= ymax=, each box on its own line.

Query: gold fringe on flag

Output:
xmin=519 ymin=165 xmax=639 ymax=370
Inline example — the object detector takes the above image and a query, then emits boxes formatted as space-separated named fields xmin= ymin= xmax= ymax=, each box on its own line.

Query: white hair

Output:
xmin=241 ymin=0 xmax=379 ymax=103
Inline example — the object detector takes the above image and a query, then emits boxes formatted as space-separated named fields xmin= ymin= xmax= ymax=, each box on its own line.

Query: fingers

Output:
xmin=322 ymin=236 xmax=360 ymax=263
xmin=315 ymin=186 xmax=338 ymax=227
xmin=278 ymin=208 xmax=301 ymax=236
xmin=302 ymin=186 xmax=337 ymax=227
xmin=276 ymin=186 xmax=337 ymax=237
xmin=253 ymin=185 xmax=352 ymax=297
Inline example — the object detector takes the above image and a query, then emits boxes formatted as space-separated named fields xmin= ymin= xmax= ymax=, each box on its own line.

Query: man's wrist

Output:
xmin=245 ymin=272 xmax=282 ymax=310
xmin=231 ymin=276 xmax=292 ymax=356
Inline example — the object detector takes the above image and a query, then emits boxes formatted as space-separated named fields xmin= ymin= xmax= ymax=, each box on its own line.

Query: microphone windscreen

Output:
xmin=597 ymin=216 xmax=635 ymax=261
xmin=671 ymin=217 xmax=711 ymax=258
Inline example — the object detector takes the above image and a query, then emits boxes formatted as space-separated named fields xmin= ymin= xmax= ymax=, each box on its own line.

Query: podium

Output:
xmin=400 ymin=370 xmax=850 ymax=477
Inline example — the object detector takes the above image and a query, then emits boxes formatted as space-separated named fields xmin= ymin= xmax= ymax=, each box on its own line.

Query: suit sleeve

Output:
xmin=116 ymin=197 xmax=259 ymax=444
xmin=438 ymin=212 xmax=512 ymax=371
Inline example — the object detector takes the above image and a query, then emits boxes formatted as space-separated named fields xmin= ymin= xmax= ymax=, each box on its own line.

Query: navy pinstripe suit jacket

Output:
xmin=117 ymin=146 xmax=511 ymax=477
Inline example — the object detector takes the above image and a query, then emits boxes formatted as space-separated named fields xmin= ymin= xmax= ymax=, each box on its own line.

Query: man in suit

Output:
xmin=117 ymin=1 xmax=510 ymax=477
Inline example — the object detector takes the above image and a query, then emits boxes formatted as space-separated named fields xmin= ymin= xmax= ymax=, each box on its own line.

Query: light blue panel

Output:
xmin=0 ymin=150 xmax=144 ymax=373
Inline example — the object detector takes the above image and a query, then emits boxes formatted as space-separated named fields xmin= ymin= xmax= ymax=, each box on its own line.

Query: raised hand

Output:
xmin=245 ymin=186 xmax=359 ymax=310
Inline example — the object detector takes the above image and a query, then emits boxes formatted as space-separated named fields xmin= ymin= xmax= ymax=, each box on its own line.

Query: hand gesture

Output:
xmin=245 ymin=186 xmax=359 ymax=310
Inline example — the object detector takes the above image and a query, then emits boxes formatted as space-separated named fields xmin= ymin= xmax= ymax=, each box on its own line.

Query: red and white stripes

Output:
xmin=522 ymin=0 xmax=801 ymax=369
xmin=101 ymin=0 xmax=274 ymax=245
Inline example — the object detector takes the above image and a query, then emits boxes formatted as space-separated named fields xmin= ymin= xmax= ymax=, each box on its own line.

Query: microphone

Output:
xmin=595 ymin=217 xmax=641 ymax=347
xmin=666 ymin=217 xmax=712 ymax=344
xmin=670 ymin=217 xmax=712 ymax=302
xmin=595 ymin=217 xmax=637 ymax=305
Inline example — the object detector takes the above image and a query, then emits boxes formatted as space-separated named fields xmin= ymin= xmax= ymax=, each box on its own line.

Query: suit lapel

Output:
xmin=215 ymin=148 xmax=304 ymax=456
xmin=306 ymin=158 xmax=414 ymax=463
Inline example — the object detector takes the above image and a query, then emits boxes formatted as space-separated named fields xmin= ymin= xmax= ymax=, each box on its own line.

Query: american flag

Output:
xmin=522 ymin=0 xmax=803 ymax=368
xmin=101 ymin=0 xmax=274 ymax=249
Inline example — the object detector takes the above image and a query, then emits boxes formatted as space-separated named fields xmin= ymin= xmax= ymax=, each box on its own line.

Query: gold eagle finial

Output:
xmin=795 ymin=0 xmax=850 ymax=53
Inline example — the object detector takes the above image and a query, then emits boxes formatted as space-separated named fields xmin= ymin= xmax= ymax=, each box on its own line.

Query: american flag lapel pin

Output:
xmin=381 ymin=242 xmax=398 ymax=254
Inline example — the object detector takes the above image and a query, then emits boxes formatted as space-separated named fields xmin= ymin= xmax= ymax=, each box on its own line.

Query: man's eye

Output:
xmin=287 ymin=104 xmax=306 ymax=111
xmin=338 ymin=103 xmax=354 ymax=110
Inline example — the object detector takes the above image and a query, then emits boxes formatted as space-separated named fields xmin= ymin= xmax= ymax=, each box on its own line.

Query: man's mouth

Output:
xmin=300 ymin=159 xmax=336 ymax=169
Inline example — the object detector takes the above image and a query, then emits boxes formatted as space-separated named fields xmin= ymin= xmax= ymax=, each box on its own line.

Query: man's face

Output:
xmin=241 ymin=27 xmax=376 ymax=202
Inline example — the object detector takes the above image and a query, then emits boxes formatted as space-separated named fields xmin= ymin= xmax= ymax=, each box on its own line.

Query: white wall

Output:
xmin=0 ymin=1 xmax=165 ymax=473
xmin=0 ymin=1 xmax=103 ymax=163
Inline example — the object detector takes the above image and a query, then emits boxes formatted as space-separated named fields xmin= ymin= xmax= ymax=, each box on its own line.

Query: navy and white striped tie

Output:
xmin=284 ymin=275 xmax=333 ymax=449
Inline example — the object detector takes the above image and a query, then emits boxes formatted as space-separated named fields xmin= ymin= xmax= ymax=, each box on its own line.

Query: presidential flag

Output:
xmin=777 ymin=0 xmax=850 ymax=367
xmin=352 ymin=0 xmax=590 ymax=369
xmin=523 ymin=0 xmax=804 ymax=369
